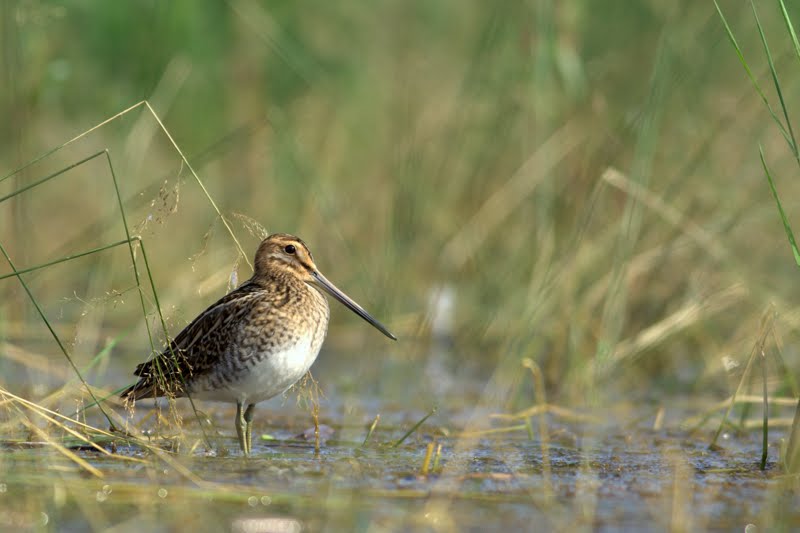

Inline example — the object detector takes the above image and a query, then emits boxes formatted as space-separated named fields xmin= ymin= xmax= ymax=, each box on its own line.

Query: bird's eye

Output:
xmin=284 ymin=244 xmax=296 ymax=255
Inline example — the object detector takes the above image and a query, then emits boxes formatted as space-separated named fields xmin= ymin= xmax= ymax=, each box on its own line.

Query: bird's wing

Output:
xmin=122 ymin=281 xmax=265 ymax=399
xmin=166 ymin=282 xmax=263 ymax=359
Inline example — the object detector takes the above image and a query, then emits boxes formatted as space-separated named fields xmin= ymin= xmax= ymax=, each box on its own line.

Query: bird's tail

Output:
xmin=120 ymin=359 xmax=161 ymax=402
xmin=119 ymin=380 xmax=156 ymax=402
xmin=121 ymin=358 xmax=187 ymax=402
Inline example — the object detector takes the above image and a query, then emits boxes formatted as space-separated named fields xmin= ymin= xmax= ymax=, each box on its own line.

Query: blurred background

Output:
xmin=1 ymin=0 xmax=800 ymax=418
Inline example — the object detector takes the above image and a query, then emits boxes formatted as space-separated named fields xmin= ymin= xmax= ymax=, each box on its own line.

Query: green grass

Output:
xmin=715 ymin=0 xmax=800 ymax=473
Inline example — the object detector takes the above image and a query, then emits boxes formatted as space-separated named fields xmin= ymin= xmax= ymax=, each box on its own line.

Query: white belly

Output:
xmin=190 ymin=334 xmax=322 ymax=404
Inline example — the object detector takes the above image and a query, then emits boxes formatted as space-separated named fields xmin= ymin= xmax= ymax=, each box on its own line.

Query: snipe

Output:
xmin=121 ymin=233 xmax=396 ymax=455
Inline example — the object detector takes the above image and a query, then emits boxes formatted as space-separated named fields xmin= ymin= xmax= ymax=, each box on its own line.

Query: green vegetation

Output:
xmin=1 ymin=1 xmax=800 ymax=530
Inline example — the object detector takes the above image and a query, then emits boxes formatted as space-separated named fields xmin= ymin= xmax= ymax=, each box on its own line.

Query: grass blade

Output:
xmin=362 ymin=414 xmax=380 ymax=447
xmin=760 ymin=337 xmax=769 ymax=470
xmin=0 ymin=238 xmax=134 ymax=281
xmin=0 ymin=151 xmax=107 ymax=204
xmin=710 ymin=311 xmax=772 ymax=448
xmin=393 ymin=407 xmax=436 ymax=447
xmin=0 ymin=241 xmax=117 ymax=429
xmin=778 ymin=0 xmax=800 ymax=65
xmin=713 ymin=0 xmax=793 ymax=145
xmin=751 ymin=1 xmax=799 ymax=159
xmin=760 ymin=146 xmax=800 ymax=266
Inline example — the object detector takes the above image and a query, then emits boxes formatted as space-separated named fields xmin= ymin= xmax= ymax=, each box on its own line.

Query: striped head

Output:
xmin=254 ymin=233 xmax=316 ymax=282
xmin=252 ymin=233 xmax=396 ymax=340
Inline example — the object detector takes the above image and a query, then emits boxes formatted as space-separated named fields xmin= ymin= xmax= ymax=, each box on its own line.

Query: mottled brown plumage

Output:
xmin=121 ymin=233 xmax=395 ymax=455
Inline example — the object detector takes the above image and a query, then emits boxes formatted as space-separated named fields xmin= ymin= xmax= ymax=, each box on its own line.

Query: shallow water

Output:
xmin=1 ymin=336 xmax=797 ymax=531
xmin=0 ymin=397 xmax=797 ymax=533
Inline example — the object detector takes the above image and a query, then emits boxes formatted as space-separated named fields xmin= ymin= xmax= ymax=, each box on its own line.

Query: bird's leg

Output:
xmin=235 ymin=401 xmax=248 ymax=455
xmin=243 ymin=404 xmax=255 ymax=456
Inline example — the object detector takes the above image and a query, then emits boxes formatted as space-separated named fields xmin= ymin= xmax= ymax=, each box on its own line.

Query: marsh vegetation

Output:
xmin=1 ymin=1 xmax=800 ymax=531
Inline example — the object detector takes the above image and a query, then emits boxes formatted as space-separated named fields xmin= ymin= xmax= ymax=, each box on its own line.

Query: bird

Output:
xmin=121 ymin=233 xmax=396 ymax=455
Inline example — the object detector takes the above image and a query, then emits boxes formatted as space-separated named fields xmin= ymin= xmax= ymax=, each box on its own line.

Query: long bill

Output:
xmin=311 ymin=270 xmax=397 ymax=341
